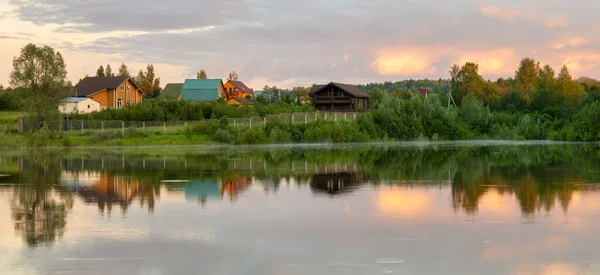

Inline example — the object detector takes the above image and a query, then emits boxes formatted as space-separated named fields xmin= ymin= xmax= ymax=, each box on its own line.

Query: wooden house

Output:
xmin=226 ymin=97 xmax=254 ymax=107
xmin=180 ymin=79 xmax=225 ymax=102
xmin=309 ymin=82 xmax=370 ymax=112
xmin=224 ymin=80 xmax=254 ymax=99
xmin=74 ymin=76 xmax=144 ymax=109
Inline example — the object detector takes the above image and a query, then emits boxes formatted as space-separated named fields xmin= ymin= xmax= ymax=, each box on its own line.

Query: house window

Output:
xmin=118 ymin=99 xmax=122 ymax=108
xmin=87 ymin=105 xmax=90 ymax=109
xmin=129 ymin=99 xmax=133 ymax=105
xmin=121 ymin=85 xmax=124 ymax=91
xmin=127 ymin=86 xmax=131 ymax=91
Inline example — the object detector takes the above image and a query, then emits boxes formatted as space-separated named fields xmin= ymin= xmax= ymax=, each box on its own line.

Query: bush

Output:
xmin=27 ymin=127 xmax=60 ymax=147
xmin=268 ymin=126 xmax=292 ymax=143
xmin=90 ymin=131 xmax=123 ymax=143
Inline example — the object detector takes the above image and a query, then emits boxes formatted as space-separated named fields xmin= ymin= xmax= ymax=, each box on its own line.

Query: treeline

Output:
xmin=356 ymin=79 xmax=452 ymax=94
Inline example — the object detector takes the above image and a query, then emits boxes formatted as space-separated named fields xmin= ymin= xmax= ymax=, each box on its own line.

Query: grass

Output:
xmin=0 ymin=131 xmax=214 ymax=148
xmin=0 ymin=111 xmax=26 ymax=126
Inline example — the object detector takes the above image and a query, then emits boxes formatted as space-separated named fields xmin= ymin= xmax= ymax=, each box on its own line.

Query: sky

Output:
xmin=0 ymin=0 xmax=599 ymax=90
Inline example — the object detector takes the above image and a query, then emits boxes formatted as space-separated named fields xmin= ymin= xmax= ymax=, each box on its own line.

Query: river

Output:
xmin=1 ymin=142 xmax=599 ymax=274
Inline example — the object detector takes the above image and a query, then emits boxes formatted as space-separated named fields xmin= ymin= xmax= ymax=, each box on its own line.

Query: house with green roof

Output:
xmin=180 ymin=79 xmax=225 ymax=102
xmin=160 ymin=83 xmax=183 ymax=99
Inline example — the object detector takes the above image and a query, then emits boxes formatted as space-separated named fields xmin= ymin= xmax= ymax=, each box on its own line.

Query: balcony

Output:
xmin=312 ymin=96 xmax=352 ymax=104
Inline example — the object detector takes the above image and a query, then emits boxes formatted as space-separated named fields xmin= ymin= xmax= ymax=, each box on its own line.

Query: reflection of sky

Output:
xmin=3 ymin=183 xmax=600 ymax=274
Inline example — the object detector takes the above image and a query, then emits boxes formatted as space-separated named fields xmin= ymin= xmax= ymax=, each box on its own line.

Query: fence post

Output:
xmin=184 ymin=121 xmax=187 ymax=130
xmin=249 ymin=117 xmax=252 ymax=128
xmin=81 ymin=120 xmax=84 ymax=134
xmin=315 ymin=113 xmax=317 ymax=122
xmin=291 ymin=113 xmax=294 ymax=124
xmin=122 ymin=121 xmax=125 ymax=135
xmin=354 ymin=112 xmax=356 ymax=120
xmin=233 ymin=119 xmax=236 ymax=126
xmin=335 ymin=113 xmax=337 ymax=121
xmin=344 ymin=113 xmax=347 ymax=120
xmin=163 ymin=122 xmax=166 ymax=134
xmin=101 ymin=121 xmax=104 ymax=133
xmin=325 ymin=113 xmax=328 ymax=120
xmin=143 ymin=122 xmax=145 ymax=132
xmin=304 ymin=113 xmax=307 ymax=124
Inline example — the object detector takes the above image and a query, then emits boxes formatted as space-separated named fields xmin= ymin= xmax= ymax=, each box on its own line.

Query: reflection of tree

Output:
xmin=310 ymin=172 xmax=368 ymax=196
xmin=12 ymin=153 xmax=73 ymax=247
xmin=451 ymin=167 xmax=577 ymax=216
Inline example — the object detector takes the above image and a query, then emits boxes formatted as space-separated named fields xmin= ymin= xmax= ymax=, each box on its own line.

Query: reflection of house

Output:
xmin=309 ymin=82 xmax=370 ymax=112
xmin=310 ymin=172 xmax=367 ymax=195
xmin=74 ymin=76 xmax=144 ymax=109
xmin=61 ymin=171 xmax=141 ymax=212
xmin=221 ymin=177 xmax=250 ymax=201
xmin=183 ymin=180 xmax=221 ymax=203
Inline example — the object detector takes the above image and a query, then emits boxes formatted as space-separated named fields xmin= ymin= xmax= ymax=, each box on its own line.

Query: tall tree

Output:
xmin=134 ymin=64 xmax=161 ymax=97
xmin=557 ymin=65 xmax=584 ymax=98
xmin=449 ymin=62 xmax=486 ymax=103
xmin=197 ymin=69 xmax=207 ymax=79
xmin=118 ymin=63 xmax=130 ymax=77
xmin=10 ymin=43 xmax=69 ymax=129
xmin=96 ymin=65 xmax=105 ymax=77
xmin=515 ymin=57 xmax=540 ymax=99
xmin=227 ymin=70 xmax=239 ymax=81
xmin=105 ymin=64 xmax=114 ymax=77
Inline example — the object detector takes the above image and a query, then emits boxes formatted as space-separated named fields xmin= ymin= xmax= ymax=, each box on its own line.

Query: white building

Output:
xmin=59 ymin=97 xmax=101 ymax=114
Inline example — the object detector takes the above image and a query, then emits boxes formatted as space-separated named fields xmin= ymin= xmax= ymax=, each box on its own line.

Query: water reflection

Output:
xmin=9 ymin=153 xmax=73 ymax=247
xmin=1 ymin=144 xmax=600 ymax=251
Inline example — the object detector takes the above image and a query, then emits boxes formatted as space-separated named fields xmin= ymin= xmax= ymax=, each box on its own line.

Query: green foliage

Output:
xmin=459 ymin=93 xmax=489 ymax=132
xmin=134 ymin=64 xmax=161 ymax=98
xmin=10 ymin=43 xmax=69 ymax=130
xmin=197 ymin=69 xmax=207 ymax=79
xmin=450 ymin=62 xmax=487 ymax=103
xmin=90 ymin=131 xmax=123 ymax=143
xmin=27 ymin=126 xmax=60 ymax=147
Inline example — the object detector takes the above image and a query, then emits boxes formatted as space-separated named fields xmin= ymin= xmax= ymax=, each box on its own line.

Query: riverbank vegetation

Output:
xmin=3 ymin=43 xmax=600 ymax=147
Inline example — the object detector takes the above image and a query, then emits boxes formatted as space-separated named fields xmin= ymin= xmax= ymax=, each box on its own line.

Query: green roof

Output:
xmin=160 ymin=83 xmax=183 ymax=99
xmin=180 ymin=79 xmax=223 ymax=101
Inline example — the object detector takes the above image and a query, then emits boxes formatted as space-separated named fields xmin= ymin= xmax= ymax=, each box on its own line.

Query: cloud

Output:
xmin=456 ymin=49 xmax=517 ymax=75
xmin=1 ymin=0 xmax=600 ymax=87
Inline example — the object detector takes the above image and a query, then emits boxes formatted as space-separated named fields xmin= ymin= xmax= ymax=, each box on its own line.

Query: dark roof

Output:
xmin=309 ymin=82 xmax=370 ymax=99
xmin=74 ymin=76 xmax=131 ymax=97
xmin=230 ymin=97 xmax=254 ymax=105
xmin=229 ymin=80 xmax=253 ymax=94
xmin=160 ymin=83 xmax=184 ymax=99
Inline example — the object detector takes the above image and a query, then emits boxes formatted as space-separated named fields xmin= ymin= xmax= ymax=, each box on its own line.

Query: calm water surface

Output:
xmin=2 ymin=142 xmax=600 ymax=275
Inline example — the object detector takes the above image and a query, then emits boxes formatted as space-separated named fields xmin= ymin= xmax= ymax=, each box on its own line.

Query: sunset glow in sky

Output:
xmin=0 ymin=0 xmax=598 ymax=89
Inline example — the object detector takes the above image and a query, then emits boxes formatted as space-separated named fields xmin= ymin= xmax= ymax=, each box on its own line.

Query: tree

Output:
xmin=10 ymin=43 xmax=68 ymax=129
xmin=515 ymin=57 xmax=540 ymax=98
xmin=449 ymin=62 xmax=486 ymax=103
xmin=118 ymin=63 xmax=130 ymax=77
xmin=96 ymin=65 xmax=105 ymax=77
xmin=105 ymin=64 xmax=114 ymax=77
xmin=197 ymin=69 xmax=207 ymax=79
xmin=227 ymin=70 xmax=239 ymax=81
xmin=134 ymin=64 xmax=161 ymax=98
xmin=557 ymin=65 xmax=585 ymax=98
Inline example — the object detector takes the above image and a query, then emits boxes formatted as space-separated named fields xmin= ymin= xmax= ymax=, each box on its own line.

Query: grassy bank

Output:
xmin=0 ymin=131 xmax=213 ymax=147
